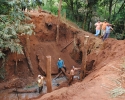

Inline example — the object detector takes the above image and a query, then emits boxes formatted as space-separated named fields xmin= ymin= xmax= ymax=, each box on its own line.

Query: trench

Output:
xmin=0 ymin=41 xmax=96 ymax=100
xmin=0 ymin=39 xmax=97 ymax=100
xmin=0 ymin=30 xmax=100 ymax=100
xmin=0 ymin=75 xmax=81 ymax=100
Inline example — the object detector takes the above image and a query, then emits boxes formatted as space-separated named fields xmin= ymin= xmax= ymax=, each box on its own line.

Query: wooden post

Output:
xmin=56 ymin=0 xmax=62 ymax=44
xmin=80 ymin=36 xmax=89 ymax=81
xmin=46 ymin=56 xmax=52 ymax=93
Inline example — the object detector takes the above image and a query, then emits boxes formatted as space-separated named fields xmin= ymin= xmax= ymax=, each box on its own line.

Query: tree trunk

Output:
xmin=56 ymin=0 xmax=62 ymax=44
xmin=46 ymin=56 xmax=52 ymax=93
xmin=108 ymin=0 xmax=113 ymax=21
xmin=12 ymin=88 xmax=37 ymax=93
xmin=23 ymin=47 xmax=34 ymax=75
xmin=83 ymin=11 xmax=89 ymax=30
xmin=80 ymin=36 xmax=89 ymax=80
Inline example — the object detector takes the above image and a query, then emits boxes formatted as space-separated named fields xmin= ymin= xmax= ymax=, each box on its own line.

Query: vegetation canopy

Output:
xmin=0 ymin=0 xmax=35 ymax=59
xmin=42 ymin=0 xmax=125 ymax=39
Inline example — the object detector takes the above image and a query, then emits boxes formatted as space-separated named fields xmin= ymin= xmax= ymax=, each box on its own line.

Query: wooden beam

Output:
xmin=80 ymin=36 xmax=89 ymax=80
xmin=61 ymin=40 xmax=73 ymax=52
xmin=46 ymin=56 xmax=52 ymax=93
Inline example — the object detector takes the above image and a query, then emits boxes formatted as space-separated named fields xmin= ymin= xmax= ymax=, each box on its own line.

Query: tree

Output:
xmin=56 ymin=0 xmax=62 ymax=44
xmin=0 ymin=0 xmax=34 ymax=59
xmin=0 ymin=0 xmax=35 ymax=78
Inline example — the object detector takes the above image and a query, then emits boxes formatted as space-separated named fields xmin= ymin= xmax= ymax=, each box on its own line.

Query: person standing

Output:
xmin=103 ymin=24 xmax=113 ymax=41
xmin=68 ymin=66 xmax=80 ymax=86
xmin=94 ymin=20 xmax=102 ymax=36
xmin=101 ymin=19 xmax=109 ymax=37
xmin=57 ymin=58 xmax=66 ymax=73
xmin=37 ymin=75 xmax=44 ymax=93
xmin=54 ymin=58 xmax=67 ymax=80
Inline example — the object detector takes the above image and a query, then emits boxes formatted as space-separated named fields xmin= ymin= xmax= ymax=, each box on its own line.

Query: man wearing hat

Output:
xmin=37 ymin=75 xmax=44 ymax=93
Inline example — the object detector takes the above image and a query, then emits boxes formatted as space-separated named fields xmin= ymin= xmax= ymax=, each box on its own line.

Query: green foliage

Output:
xmin=0 ymin=0 xmax=35 ymax=59
xmin=0 ymin=51 xmax=5 ymax=59
xmin=0 ymin=1 xmax=11 ymax=14
xmin=42 ymin=0 xmax=125 ymax=37
xmin=110 ymin=87 xmax=125 ymax=98
xmin=42 ymin=0 xmax=59 ymax=15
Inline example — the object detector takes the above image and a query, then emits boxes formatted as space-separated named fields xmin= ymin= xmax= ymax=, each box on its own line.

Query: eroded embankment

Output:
xmin=0 ymin=11 xmax=103 ymax=98
xmin=1 ymin=11 xmax=125 ymax=100
xmin=31 ymin=38 xmax=125 ymax=100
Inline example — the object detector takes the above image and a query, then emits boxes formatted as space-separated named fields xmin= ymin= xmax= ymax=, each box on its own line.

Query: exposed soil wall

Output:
xmin=1 ymin=11 xmax=125 ymax=100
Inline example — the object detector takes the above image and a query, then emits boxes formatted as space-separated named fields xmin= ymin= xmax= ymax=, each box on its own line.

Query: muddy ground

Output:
xmin=0 ymin=11 xmax=125 ymax=100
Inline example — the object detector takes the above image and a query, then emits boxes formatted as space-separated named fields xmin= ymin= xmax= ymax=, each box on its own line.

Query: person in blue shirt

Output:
xmin=57 ymin=58 xmax=64 ymax=69
xmin=54 ymin=58 xmax=67 ymax=80
xmin=57 ymin=58 xmax=66 ymax=73
xmin=103 ymin=24 xmax=113 ymax=41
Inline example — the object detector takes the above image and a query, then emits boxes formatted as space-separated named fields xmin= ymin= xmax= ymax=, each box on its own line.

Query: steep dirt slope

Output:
xmin=0 ymin=11 xmax=97 ymax=89
xmin=1 ymin=11 xmax=125 ymax=100
xmin=32 ymin=38 xmax=125 ymax=100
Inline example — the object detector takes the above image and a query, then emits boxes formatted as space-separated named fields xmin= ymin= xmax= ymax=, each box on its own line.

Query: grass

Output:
xmin=109 ymin=59 xmax=125 ymax=98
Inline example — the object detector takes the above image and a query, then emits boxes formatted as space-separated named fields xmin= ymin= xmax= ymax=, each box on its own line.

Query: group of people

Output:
xmin=37 ymin=58 xmax=80 ymax=93
xmin=94 ymin=19 xmax=113 ymax=41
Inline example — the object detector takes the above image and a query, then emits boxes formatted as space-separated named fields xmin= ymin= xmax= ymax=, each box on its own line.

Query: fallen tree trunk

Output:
xmin=23 ymin=48 xmax=34 ymax=75
xmin=12 ymin=88 xmax=37 ymax=93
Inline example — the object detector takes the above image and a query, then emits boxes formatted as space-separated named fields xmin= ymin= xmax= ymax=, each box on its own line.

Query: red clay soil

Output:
xmin=32 ymin=39 xmax=125 ymax=100
xmin=0 ymin=11 xmax=125 ymax=100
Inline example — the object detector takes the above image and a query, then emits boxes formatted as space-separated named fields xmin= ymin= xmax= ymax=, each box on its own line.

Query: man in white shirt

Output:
xmin=37 ymin=75 xmax=44 ymax=93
